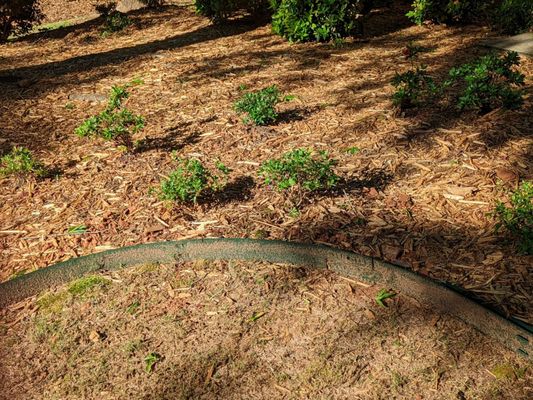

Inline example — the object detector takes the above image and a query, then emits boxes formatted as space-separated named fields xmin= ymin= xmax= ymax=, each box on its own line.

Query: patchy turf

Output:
xmin=0 ymin=1 xmax=531 ymax=326
xmin=0 ymin=260 xmax=531 ymax=399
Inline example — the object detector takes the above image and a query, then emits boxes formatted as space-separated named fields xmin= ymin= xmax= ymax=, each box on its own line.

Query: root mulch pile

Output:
xmin=1 ymin=260 xmax=531 ymax=399
xmin=0 ymin=1 xmax=531 ymax=325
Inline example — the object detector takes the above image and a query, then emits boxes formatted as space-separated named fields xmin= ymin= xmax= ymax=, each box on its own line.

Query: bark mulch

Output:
xmin=0 ymin=2 xmax=531 ymax=323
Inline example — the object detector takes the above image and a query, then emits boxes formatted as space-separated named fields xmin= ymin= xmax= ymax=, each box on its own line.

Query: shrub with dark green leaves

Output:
xmin=406 ymin=0 xmax=482 ymax=25
xmin=490 ymin=0 xmax=532 ymax=35
xmin=493 ymin=181 xmax=533 ymax=255
xmin=195 ymin=0 xmax=271 ymax=23
xmin=259 ymin=148 xmax=339 ymax=191
xmin=0 ymin=0 xmax=43 ymax=42
xmin=271 ymin=0 xmax=374 ymax=42
xmin=102 ymin=11 xmax=131 ymax=35
xmin=159 ymin=158 xmax=229 ymax=203
xmin=446 ymin=51 xmax=525 ymax=112
xmin=407 ymin=0 xmax=531 ymax=34
xmin=0 ymin=147 xmax=46 ymax=177
xmin=234 ymin=85 xmax=281 ymax=125
xmin=75 ymin=83 xmax=145 ymax=149
xmin=391 ymin=65 xmax=438 ymax=110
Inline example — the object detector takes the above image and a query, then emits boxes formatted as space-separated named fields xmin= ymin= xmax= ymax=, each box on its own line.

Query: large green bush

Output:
xmin=490 ymin=0 xmax=532 ymax=35
xmin=407 ymin=0 xmax=532 ymax=34
xmin=195 ymin=0 xmax=271 ymax=22
xmin=0 ymin=0 xmax=43 ymax=42
xmin=271 ymin=0 xmax=374 ymax=42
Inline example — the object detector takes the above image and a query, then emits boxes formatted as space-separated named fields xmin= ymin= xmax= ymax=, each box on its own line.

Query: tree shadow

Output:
xmin=199 ymin=176 xmax=256 ymax=206
xmin=0 ymin=14 xmax=269 ymax=98
xmin=136 ymin=127 xmax=202 ymax=153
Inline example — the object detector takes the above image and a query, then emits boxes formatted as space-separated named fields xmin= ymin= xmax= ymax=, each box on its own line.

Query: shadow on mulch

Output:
xmin=136 ymin=129 xmax=202 ymax=153
xmin=199 ymin=176 xmax=256 ymax=206
xmin=274 ymin=106 xmax=321 ymax=125
xmin=0 ymin=14 xmax=269 ymax=95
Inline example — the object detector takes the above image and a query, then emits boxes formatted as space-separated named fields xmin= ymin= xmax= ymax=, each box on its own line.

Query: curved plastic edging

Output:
xmin=0 ymin=238 xmax=531 ymax=360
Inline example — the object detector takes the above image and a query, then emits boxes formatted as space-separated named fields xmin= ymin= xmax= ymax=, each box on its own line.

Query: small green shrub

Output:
xmin=102 ymin=11 xmax=131 ymax=35
xmin=447 ymin=51 xmax=525 ymax=112
xmin=271 ymin=0 xmax=374 ymax=42
xmin=75 ymin=83 xmax=145 ymax=149
xmin=159 ymin=158 xmax=229 ymax=203
xmin=0 ymin=146 xmax=46 ymax=177
xmin=406 ymin=0 xmax=482 ymax=25
xmin=234 ymin=85 xmax=281 ymax=125
xmin=97 ymin=3 xmax=131 ymax=36
xmin=493 ymin=181 xmax=533 ymax=255
xmin=391 ymin=65 xmax=438 ymax=109
xmin=195 ymin=0 xmax=271 ymax=23
xmin=259 ymin=148 xmax=339 ymax=191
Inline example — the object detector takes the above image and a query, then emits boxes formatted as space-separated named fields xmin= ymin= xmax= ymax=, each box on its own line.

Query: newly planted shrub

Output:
xmin=259 ymin=148 xmax=339 ymax=191
xmin=75 ymin=83 xmax=145 ymax=149
xmin=102 ymin=11 xmax=131 ymax=35
xmin=96 ymin=2 xmax=131 ymax=36
xmin=234 ymin=85 xmax=281 ymax=125
xmin=0 ymin=0 xmax=43 ymax=42
xmin=271 ymin=0 xmax=374 ymax=42
xmin=0 ymin=147 xmax=46 ymax=177
xmin=493 ymin=181 xmax=533 ymax=255
xmin=159 ymin=158 xmax=229 ymax=203
xmin=391 ymin=65 xmax=438 ymax=109
xmin=447 ymin=51 xmax=525 ymax=112
xmin=195 ymin=0 xmax=271 ymax=23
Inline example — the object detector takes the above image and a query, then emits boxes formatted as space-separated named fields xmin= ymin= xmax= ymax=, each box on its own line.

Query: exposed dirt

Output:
xmin=1 ymin=260 xmax=531 ymax=399
xmin=0 ymin=0 xmax=531 ymax=326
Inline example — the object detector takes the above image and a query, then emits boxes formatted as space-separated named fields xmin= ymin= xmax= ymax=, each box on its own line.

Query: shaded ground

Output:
xmin=0 ymin=0 xmax=531 ymax=326
xmin=1 ymin=260 xmax=531 ymax=399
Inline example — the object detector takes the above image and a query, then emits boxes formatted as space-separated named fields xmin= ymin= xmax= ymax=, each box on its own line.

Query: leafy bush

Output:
xmin=0 ymin=146 xmax=46 ymax=177
xmin=391 ymin=65 xmax=438 ymax=110
xmin=490 ymin=0 xmax=533 ymax=35
xmin=75 ymin=83 xmax=145 ymax=149
xmin=447 ymin=51 xmax=525 ymax=112
xmin=407 ymin=0 xmax=532 ymax=34
xmin=102 ymin=12 xmax=131 ymax=35
xmin=271 ymin=0 xmax=374 ymax=42
xmin=159 ymin=158 xmax=229 ymax=203
xmin=0 ymin=0 xmax=43 ymax=42
xmin=493 ymin=181 xmax=533 ymax=255
xmin=259 ymin=148 xmax=339 ymax=191
xmin=195 ymin=0 xmax=271 ymax=23
xmin=234 ymin=85 xmax=282 ymax=125
xmin=406 ymin=0 xmax=481 ymax=25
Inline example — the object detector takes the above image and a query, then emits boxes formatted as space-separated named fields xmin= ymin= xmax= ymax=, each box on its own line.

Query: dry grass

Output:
xmin=0 ymin=0 xmax=531 ymax=326
xmin=1 ymin=260 xmax=531 ymax=399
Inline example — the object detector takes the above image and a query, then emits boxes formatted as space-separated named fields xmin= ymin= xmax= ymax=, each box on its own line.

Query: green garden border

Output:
xmin=0 ymin=238 xmax=531 ymax=360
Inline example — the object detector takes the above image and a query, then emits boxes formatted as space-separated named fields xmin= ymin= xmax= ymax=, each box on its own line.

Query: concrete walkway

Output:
xmin=480 ymin=32 xmax=533 ymax=56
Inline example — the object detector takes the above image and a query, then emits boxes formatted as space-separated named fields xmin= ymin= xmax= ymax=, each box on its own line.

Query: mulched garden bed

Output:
xmin=0 ymin=1 xmax=531 ymax=324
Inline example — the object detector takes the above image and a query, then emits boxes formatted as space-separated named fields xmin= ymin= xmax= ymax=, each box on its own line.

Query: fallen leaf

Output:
xmin=496 ymin=168 xmax=518 ymax=184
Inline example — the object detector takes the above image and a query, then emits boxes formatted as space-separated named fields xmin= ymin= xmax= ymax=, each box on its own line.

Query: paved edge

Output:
xmin=0 ymin=238 xmax=531 ymax=360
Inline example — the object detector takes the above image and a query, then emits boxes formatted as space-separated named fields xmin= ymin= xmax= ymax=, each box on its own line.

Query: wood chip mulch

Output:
xmin=0 ymin=2 xmax=531 ymax=322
